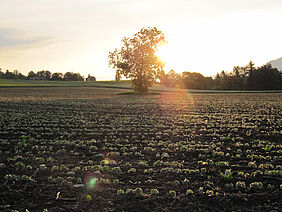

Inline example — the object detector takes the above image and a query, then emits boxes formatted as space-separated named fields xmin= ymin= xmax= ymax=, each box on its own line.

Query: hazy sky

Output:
xmin=1 ymin=0 xmax=282 ymax=80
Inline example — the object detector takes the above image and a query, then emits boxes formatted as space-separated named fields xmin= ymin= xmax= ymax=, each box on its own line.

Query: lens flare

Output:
xmin=155 ymin=40 xmax=169 ymax=63
xmin=84 ymin=171 xmax=101 ymax=191
xmin=87 ymin=177 xmax=98 ymax=190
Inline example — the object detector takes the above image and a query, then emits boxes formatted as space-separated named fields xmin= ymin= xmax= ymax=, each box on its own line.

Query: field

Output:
xmin=0 ymin=87 xmax=281 ymax=212
xmin=0 ymin=79 xmax=132 ymax=89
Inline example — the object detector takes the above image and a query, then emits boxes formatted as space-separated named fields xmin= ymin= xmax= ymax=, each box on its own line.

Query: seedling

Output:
xmin=39 ymin=164 xmax=47 ymax=171
xmin=206 ymin=190 xmax=214 ymax=196
xmin=117 ymin=189 xmax=125 ymax=195
xmin=266 ymin=184 xmax=274 ymax=190
xmin=235 ymin=181 xmax=246 ymax=189
xmin=133 ymin=188 xmax=143 ymax=195
xmin=128 ymin=168 xmax=137 ymax=174
xmin=150 ymin=189 xmax=159 ymax=195
xmin=126 ymin=188 xmax=133 ymax=194
xmin=183 ymin=178 xmax=190 ymax=186
xmin=186 ymin=189 xmax=194 ymax=195
xmin=51 ymin=165 xmax=59 ymax=172
xmin=0 ymin=163 xmax=5 ymax=169
xmin=87 ymin=194 xmax=92 ymax=201
xmin=15 ymin=162 xmax=25 ymax=170
xmin=250 ymin=182 xmax=263 ymax=189
xmin=220 ymin=169 xmax=233 ymax=180
xmin=112 ymin=179 xmax=119 ymax=185
xmin=168 ymin=190 xmax=176 ymax=198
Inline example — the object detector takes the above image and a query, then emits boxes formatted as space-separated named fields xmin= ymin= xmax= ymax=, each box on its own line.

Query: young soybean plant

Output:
xmin=150 ymin=189 xmax=159 ymax=195
xmin=168 ymin=190 xmax=176 ymax=198
xmin=117 ymin=189 xmax=125 ymax=195
xmin=186 ymin=189 xmax=194 ymax=195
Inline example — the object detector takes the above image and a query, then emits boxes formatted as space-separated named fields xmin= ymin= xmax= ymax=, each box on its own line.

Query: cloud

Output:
xmin=0 ymin=28 xmax=52 ymax=49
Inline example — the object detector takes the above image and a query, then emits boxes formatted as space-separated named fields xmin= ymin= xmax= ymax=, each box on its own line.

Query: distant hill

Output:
xmin=269 ymin=57 xmax=282 ymax=71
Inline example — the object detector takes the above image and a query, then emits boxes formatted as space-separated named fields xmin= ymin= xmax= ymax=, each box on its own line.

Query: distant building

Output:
xmin=86 ymin=74 xmax=96 ymax=81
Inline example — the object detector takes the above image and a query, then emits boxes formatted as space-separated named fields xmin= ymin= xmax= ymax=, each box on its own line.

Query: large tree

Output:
xmin=108 ymin=27 xmax=165 ymax=92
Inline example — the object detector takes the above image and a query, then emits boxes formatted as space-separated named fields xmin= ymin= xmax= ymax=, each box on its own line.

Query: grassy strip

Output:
xmin=1 ymin=79 xmax=281 ymax=93
xmin=117 ymin=91 xmax=161 ymax=95
xmin=0 ymin=79 xmax=131 ymax=88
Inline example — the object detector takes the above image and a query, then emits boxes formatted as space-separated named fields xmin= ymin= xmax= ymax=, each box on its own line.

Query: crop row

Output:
xmin=0 ymin=93 xmax=281 ymax=211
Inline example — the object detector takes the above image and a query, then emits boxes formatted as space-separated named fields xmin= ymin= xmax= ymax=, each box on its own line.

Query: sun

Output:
xmin=155 ymin=40 xmax=185 ymax=73
xmin=155 ymin=41 xmax=170 ymax=64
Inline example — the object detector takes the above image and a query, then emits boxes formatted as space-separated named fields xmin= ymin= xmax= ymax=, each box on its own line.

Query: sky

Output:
xmin=0 ymin=0 xmax=282 ymax=80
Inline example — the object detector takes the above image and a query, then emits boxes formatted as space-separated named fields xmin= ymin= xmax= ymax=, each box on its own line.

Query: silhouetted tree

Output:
xmin=51 ymin=72 xmax=64 ymax=81
xmin=163 ymin=69 xmax=181 ymax=87
xmin=27 ymin=71 xmax=37 ymax=79
xmin=156 ymin=69 xmax=166 ymax=84
xmin=17 ymin=72 xmax=27 ymax=80
xmin=64 ymin=72 xmax=84 ymax=81
xmin=181 ymin=72 xmax=208 ymax=89
xmin=0 ymin=69 xmax=26 ymax=79
xmin=4 ymin=70 xmax=18 ymax=79
xmin=37 ymin=70 xmax=51 ymax=80
xmin=213 ymin=73 xmax=221 ymax=89
xmin=212 ymin=61 xmax=281 ymax=90
xmin=109 ymin=27 xmax=165 ymax=92
xmin=230 ymin=66 xmax=244 ymax=90
xmin=219 ymin=70 xmax=231 ymax=89
xmin=205 ymin=77 xmax=214 ymax=90
xmin=72 ymin=73 xmax=84 ymax=81
xmin=247 ymin=63 xmax=281 ymax=90
xmin=115 ymin=70 xmax=121 ymax=81
xmin=0 ymin=68 xmax=4 ymax=79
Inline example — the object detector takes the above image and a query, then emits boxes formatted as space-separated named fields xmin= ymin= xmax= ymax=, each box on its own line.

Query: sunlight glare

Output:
xmin=155 ymin=39 xmax=191 ymax=75
xmin=156 ymin=40 xmax=169 ymax=64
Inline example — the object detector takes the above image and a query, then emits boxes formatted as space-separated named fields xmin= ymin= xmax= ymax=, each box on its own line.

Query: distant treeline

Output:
xmin=0 ymin=70 xmax=84 ymax=81
xmin=161 ymin=61 xmax=282 ymax=90
xmin=1 ymin=61 xmax=282 ymax=90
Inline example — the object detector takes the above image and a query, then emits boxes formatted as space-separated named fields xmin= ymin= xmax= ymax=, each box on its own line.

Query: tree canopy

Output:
xmin=161 ymin=61 xmax=282 ymax=90
xmin=0 ymin=69 xmax=85 ymax=81
xmin=108 ymin=27 xmax=165 ymax=92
